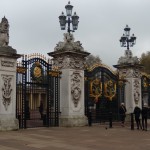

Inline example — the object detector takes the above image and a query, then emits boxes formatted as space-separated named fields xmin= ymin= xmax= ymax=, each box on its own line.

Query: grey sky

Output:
xmin=0 ymin=0 xmax=150 ymax=67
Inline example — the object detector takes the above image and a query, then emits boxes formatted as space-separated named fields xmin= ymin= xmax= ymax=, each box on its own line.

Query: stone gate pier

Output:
xmin=0 ymin=17 xmax=21 ymax=130
xmin=48 ymin=33 xmax=90 ymax=126
xmin=114 ymin=49 xmax=143 ymax=113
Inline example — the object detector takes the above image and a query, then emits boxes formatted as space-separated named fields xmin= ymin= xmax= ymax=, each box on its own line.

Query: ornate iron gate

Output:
xmin=85 ymin=64 xmax=123 ymax=122
xmin=16 ymin=54 xmax=60 ymax=128
xmin=141 ymin=74 xmax=150 ymax=106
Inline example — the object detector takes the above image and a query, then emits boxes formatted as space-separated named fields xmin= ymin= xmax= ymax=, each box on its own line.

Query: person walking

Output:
xmin=119 ymin=103 xmax=126 ymax=127
xmin=142 ymin=103 xmax=149 ymax=131
xmin=134 ymin=106 xmax=142 ymax=130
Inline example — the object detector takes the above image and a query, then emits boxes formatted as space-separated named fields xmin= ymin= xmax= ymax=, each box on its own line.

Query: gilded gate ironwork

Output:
xmin=141 ymin=74 xmax=150 ymax=106
xmin=85 ymin=64 xmax=124 ymax=122
xmin=16 ymin=54 xmax=60 ymax=128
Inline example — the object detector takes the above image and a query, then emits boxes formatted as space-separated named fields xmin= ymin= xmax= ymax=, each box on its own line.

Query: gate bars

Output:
xmin=16 ymin=54 xmax=61 ymax=128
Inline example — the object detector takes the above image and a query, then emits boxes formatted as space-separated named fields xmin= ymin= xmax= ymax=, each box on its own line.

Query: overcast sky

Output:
xmin=0 ymin=0 xmax=150 ymax=68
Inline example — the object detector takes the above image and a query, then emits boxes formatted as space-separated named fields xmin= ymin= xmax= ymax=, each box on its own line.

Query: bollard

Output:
xmin=109 ymin=112 xmax=112 ymax=128
xmin=43 ymin=114 xmax=47 ymax=125
xmin=131 ymin=113 xmax=134 ymax=130
xmin=88 ymin=111 xmax=92 ymax=126
xmin=18 ymin=115 xmax=21 ymax=128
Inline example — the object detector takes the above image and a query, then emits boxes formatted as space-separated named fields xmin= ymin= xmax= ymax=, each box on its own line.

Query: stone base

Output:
xmin=59 ymin=116 xmax=88 ymax=127
xmin=125 ymin=113 xmax=132 ymax=122
xmin=0 ymin=117 xmax=19 ymax=131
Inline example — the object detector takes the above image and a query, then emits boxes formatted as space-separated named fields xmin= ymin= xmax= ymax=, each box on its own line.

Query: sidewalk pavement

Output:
xmin=0 ymin=123 xmax=150 ymax=150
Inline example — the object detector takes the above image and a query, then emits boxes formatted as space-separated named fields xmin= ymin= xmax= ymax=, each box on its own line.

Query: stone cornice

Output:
xmin=48 ymin=50 xmax=90 ymax=58
xmin=113 ymin=63 xmax=144 ymax=69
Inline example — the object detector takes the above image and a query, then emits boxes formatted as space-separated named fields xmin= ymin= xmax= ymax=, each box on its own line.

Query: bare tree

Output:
xmin=140 ymin=51 xmax=150 ymax=74
xmin=85 ymin=54 xmax=102 ymax=68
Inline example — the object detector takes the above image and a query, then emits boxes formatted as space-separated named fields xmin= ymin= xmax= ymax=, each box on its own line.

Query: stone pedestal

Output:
xmin=114 ymin=49 xmax=143 ymax=113
xmin=0 ymin=47 xmax=21 ymax=131
xmin=0 ymin=17 xmax=21 ymax=130
xmin=59 ymin=69 xmax=87 ymax=126
xmin=48 ymin=33 xmax=90 ymax=126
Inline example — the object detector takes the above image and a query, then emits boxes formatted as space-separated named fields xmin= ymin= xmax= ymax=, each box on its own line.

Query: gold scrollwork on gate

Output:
xmin=104 ymin=80 xmax=116 ymax=101
xmin=142 ymin=77 xmax=148 ymax=88
xmin=49 ymin=71 xmax=61 ymax=77
xmin=17 ymin=67 xmax=26 ymax=74
xmin=90 ymin=78 xmax=102 ymax=102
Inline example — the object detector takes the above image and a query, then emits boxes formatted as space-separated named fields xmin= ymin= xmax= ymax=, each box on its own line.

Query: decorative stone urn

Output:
xmin=0 ymin=17 xmax=21 ymax=130
xmin=48 ymin=33 xmax=90 ymax=126
xmin=114 ymin=49 xmax=143 ymax=113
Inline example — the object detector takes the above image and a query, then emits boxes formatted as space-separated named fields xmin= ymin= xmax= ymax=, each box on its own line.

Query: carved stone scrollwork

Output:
xmin=1 ymin=60 xmax=14 ymax=67
xmin=54 ymin=33 xmax=84 ymax=52
xmin=53 ymin=55 xmax=85 ymax=70
xmin=1 ymin=75 xmax=13 ymax=110
xmin=71 ymin=71 xmax=82 ymax=107
xmin=64 ymin=33 xmax=74 ymax=43
xmin=133 ymin=79 xmax=140 ymax=104
xmin=70 ymin=57 xmax=86 ymax=69
xmin=118 ymin=69 xmax=127 ymax=78
xmin=119 ymin=68 xmax=141 ymax=78
xmin=118 ymin=50 xmax=139 ymax=65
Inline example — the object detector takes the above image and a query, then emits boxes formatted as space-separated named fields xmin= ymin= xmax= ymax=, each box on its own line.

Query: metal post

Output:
xmin=68 ymin=17 xmax=71 ymax=33
xmin=109 ymin=112 xmax=112 ymax=128
xmin=131 ymin=113 xmax=134 ymax=130
xmin=88 ymin=109 xmax=92 ymax=126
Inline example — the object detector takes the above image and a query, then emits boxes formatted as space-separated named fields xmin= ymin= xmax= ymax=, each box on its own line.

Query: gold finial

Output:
xmin=35 ymin=61 xmax=40 ymax=66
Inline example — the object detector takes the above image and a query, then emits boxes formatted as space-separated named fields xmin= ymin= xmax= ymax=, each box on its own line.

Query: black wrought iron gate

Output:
xmin=141 ymin=75 xmax=150 ymax=106
xmin=16 ymin=54 xmax=60 ymax=128
xmin=85 ymin=64 xmax=124 ymax=123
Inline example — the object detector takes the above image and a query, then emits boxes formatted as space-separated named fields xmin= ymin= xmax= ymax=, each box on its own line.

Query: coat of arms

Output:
xmin=104 ymin=80 xmax=116 ymax=100
xmin=90 ymin=78 xmax=102 ymax=102
xmin=31 ymin=62 xmax=44 ymax=82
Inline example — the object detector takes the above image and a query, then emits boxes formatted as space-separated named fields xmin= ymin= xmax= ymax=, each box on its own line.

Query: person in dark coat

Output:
xmin=142 ymin=103 xmax=149 ymax=131
xmin=134 ymin=106 xmax=142 ymax=130
xmin=119 ymin=103 xmax=127 ymax=127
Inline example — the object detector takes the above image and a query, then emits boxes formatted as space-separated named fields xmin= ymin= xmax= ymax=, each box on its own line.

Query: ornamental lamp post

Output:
xmin=65 ymin=1 xmax=73 ymax=16
xmin=119 ymin=25 xmax=136 ymax=50
xmin=59 ymin=12 xmax=66 ymax=30
xmin=59 ymin=1 xmax=79 ymax=33
xmin=72 ymin=12 xmax=79 ymax=30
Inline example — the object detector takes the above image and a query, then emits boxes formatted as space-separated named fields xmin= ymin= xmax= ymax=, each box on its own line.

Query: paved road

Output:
xmin=0 ymin=124 xmax=150 ymax=150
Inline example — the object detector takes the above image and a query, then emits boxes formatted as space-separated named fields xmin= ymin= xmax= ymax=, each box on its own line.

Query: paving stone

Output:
xmin=0 ymin=125 xmax=150 ymax=150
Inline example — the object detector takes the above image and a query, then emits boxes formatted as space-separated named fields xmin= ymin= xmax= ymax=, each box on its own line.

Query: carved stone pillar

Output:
xmin=0 ymin=17 xmax=21 ymax=130
xmin=114 ymin=49 xmax=143 ymax=113
xmin=48 ymin=33 xmax=90 ymax=126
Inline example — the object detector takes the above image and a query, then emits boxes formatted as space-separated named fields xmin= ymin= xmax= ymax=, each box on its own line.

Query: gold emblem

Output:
xmin=104 ymin=80 xmax=116 ymax=100
xmin=90 ymin=78 xmax=102 ymax=102
xmin=34 ymin=66 xmax=42 ymax=78
xmin=31 ymin=61 xmax=43 ymax=82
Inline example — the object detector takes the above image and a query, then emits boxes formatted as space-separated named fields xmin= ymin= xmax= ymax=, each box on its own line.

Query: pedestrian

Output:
xmin=39 ymin=100 xmax=44 ymax=119
xmin=119 ymin=102 xmax=126 ymax=127
xmin=134 ymin=106 xmax=142 ymax=130
xmin=142 ymin=103 xmax=149 ymax=131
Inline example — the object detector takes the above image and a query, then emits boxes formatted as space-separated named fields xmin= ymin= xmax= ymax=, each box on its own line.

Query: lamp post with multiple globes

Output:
xmin=59 ymin=1 xmax=79 ymax=34
xmin=119 ymin=25 xmax=136 ymax=50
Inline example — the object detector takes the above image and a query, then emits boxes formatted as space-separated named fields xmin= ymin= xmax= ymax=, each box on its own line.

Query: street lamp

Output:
xmin=59 ymin=1 xmax=79 ymax=33
xmin=119 ymin=25 xmax=136 ymax=50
